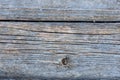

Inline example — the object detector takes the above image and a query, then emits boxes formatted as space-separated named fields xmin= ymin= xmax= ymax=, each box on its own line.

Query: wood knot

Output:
xmin=56 ymin=56 xmax=72 ymax=69
xmin=61 ymin=57 xmax=69 ymax=65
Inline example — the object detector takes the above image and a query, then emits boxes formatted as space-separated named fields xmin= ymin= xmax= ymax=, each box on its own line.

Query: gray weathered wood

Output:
xmin=0 ymin=0 xmax=120 ymax=21
xmin=0 ymin=22 xmax=120 ymax=79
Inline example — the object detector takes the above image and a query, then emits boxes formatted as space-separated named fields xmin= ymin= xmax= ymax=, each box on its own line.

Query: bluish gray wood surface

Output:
xmin=0 ymin=0 xmax=120 ymax=79
xmin=0 ymin=22 xmax=120 ymax=79
xmin=0 ymin=0 xmax=120 ymax=21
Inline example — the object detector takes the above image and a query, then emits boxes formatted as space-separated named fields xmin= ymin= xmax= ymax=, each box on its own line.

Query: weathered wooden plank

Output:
xmin=0 ymin=0 xmax=120 ymax=21
xmin=0 ymin=22 xmax=120 ymax=79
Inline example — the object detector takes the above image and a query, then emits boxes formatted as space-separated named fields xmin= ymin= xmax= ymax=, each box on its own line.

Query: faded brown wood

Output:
xmin=0 ymin=0 xmax=120 ymax=21
xmin=0 ymin=22 xmax=120 ymax=79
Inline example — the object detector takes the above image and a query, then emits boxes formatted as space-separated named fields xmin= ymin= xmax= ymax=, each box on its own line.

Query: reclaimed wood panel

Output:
xmin=0 ymin=0 xmax=120 ymax=21
xmin=0 ymin=22 xmax=120 ymax=79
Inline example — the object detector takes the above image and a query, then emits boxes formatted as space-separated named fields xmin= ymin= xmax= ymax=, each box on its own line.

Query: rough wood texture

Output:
xmin=0 ymin=22 xmax=120 ymax=79
xmin=0 ymin=0 xmax=120 ymax=21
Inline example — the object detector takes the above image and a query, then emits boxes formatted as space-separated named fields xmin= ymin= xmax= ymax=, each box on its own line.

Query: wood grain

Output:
xmin=0 ymin=0 xmax=120 ymax=21
xmin=0 ymin=22 xmax=120 ymax=79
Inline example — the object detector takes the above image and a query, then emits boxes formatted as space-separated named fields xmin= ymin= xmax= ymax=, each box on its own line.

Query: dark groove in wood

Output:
xmin=0 ymin=20 xmax=120 ymax=23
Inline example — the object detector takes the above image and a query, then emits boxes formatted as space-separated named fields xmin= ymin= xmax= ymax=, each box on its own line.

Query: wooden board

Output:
xmin=0 ymin=0 xmax=120 ymax=21
xmin=0 ymin=22 xmax=120 ymax=79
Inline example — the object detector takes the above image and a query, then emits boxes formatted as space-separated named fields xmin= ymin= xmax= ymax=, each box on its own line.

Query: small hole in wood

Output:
xmin=61 ymin=57 xmax=69 ymax=65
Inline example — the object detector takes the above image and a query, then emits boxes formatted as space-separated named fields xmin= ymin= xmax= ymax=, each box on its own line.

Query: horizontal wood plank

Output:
xmin=0 ymin=0 xmax=120 ymax=21
xmin=0 ymin=22 xmax=120 ymax=79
